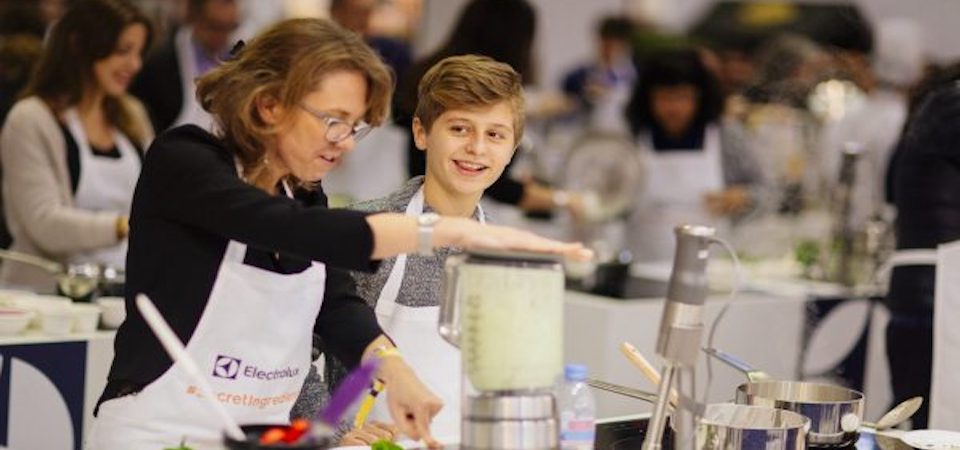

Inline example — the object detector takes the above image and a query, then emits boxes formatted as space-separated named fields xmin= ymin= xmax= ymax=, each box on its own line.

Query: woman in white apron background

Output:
xmin=88 ymin=21 xmax=590 ymax=450
xmin=624 ymin=49 xmax=766 ymax=263
xmin=0 ymin=0 xmax=154 ymax=293
xmin=295 ymin=55 xmax=525 ymax=445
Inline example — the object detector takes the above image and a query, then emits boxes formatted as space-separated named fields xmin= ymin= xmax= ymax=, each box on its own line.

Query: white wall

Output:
xmin=416 ymin=0 xmax=960 ymax=92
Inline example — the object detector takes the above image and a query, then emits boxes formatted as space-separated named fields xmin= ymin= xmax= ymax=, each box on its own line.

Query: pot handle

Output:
xmin=0 ymin=249 xmax=64 ymax=274
xmin=703 ymin=347 xmax=760 ymax=377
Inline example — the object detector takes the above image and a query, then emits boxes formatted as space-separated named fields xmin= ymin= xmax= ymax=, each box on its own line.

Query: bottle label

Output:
xmin=561 ymin=419 xmax=595 ymax=447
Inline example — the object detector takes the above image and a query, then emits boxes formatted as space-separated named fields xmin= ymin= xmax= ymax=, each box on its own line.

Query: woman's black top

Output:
xmin=99 ymin=125 xmax=383 ymax=408
xmin=889 ymin=86 xmax=960 ymax=314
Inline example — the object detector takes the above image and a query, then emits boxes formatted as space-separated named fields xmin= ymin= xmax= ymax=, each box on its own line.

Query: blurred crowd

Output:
xmin=2 ymin=0 xmax=959 ymax=429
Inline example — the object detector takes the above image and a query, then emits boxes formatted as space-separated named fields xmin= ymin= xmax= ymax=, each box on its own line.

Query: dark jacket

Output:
xmin=888 ymin=84 xmax=960 ymax=313
xmin=130 ymin=33 xmax=184 ymax=133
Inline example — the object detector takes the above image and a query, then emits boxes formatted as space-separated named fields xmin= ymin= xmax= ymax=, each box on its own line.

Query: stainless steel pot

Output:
xmin=705 ymin=348 xmax=866 ymax=448
xmin=697 ymin=404 xmax=809 ymax=450
xmin=735 ymin=381 xmax=864 ymax=448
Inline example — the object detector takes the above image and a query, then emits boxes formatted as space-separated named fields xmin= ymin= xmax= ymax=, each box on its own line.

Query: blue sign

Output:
xmin=0 ymin=341 xmax=86 ymax=450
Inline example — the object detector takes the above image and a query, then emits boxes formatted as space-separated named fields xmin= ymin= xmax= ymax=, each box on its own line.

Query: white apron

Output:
xmin=931 ymin=240 xmax=960 ymax=430
xmin=65 ymin=109 xmax=140 ymax=269
xmin=89 ymin=188 xmax=327 ymax=449
xmin=367 ymin=187 xmax=485 ymax=442
xmin=172 ymin=26 xmax=214 ymax=129
xmin=628 ymin=126 xmax=725 ymax=262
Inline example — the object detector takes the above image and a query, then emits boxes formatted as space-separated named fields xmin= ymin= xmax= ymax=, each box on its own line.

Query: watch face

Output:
xmin=419 ymin=212 xmax=441 ymax=226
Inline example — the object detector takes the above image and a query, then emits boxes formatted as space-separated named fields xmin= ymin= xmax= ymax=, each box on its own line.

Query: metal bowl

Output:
xmin=698 ymin=403 xmax=809 ymax=450
xmin=56 ymin=263 xmax=101 ymax=302
xmin=735 ymin=381 xmax=864 ymax=447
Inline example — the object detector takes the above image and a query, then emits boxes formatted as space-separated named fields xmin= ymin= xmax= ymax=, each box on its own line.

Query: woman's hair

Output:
xmin=22 ymin=0 xmax=153 ymax=144
xmin=397 ymin=0 xmax=536 ymax=120
xmin=415 ymin=55 xmax=525 ymax=144
xmin=196 ymin=18 xmax=393 ymax=183
xmin=625 ymin=49 xmax=723 ymax=137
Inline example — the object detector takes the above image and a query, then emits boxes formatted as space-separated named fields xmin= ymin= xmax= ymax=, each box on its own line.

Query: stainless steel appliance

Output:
xmin=439 ymin=249 xmax=566 ymax=450
xmin=643 ymin=225 xmax=717 ymax=450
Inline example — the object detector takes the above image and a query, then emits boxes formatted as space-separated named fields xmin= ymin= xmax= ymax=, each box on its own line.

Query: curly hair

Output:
xmin=195 ymin=18 xmax=394 ymax=187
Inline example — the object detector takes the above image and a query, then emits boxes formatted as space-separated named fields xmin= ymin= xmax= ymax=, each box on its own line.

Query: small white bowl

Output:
xmin=0 ymin=289 xmax=35 ymax=305
xmin=71 ymin=303 xmax=101 ymax=333
xmin=0 ymin=307 xmax=33 ymax=336
xmin=38 ymin=305 xmax=75 ymax=336
xmin=7 ymin=295 xmax=71 ymax=329
xmin=96 ymin=297 xmax=126 ymax=329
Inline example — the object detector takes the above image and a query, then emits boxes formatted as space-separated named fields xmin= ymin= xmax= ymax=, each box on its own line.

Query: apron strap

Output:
xmin=374 ymin=184 xmax=485 ymax=316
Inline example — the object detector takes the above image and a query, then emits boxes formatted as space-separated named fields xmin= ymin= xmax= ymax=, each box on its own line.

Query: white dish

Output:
xmin=0 ymin=307 xmax=33 ymax=336
xmin=0 ymin=289 xmax=35 ymax=305
xmin=901 ymin=429 xmax=960 ymax=449
xmin=38 ymin=305 xmax=76 ymax=336
xmin=9 ymin=295 xmax=71 ymax=329
xmin=96 ymin=297 xmax=126 ymax=329
xmin=71 ymin=303 xmax=101 ymax=333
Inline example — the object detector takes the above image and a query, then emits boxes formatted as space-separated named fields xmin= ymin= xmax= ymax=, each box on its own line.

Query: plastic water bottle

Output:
xmin=558 ymin=364 xmax=596 ymax=450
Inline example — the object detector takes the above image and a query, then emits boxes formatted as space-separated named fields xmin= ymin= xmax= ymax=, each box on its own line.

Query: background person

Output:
xmin=130 ymin=0 xmax=240 ymax=131
xmin=884 ymin=67 xmax=960 ymax=429
xmin=624 ymin=49 xmax=766 ymax=263
xmin=0 ymin=0 xmax=153 ymax=291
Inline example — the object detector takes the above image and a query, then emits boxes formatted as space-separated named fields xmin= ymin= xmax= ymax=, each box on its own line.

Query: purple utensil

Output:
xmin=319 ymin=358 xmax=381 ymax=425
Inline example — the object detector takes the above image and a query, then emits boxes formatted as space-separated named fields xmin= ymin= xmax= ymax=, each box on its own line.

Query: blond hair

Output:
xmin=414 ymin=55 xmax=524 ymax=144
xmin=196 ymin=18 xmax=393 ymax=185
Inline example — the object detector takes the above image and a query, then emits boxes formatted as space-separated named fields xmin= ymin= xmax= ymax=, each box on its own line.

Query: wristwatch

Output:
xmin=417 ymin=212 xmax=441 ymax=256
xmin=552 ymin=189 xmax=570 ymax=209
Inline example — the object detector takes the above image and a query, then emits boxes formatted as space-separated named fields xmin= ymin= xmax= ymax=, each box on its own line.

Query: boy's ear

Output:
xmin=412 ymin=117 xmax=428 ymax=152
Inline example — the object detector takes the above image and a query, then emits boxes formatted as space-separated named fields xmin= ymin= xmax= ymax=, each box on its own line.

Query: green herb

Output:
xmin=794 ymin=240 xmax=820 ymax=268
xmin=371 ymin=438 xmax=403 ymax=450
xmin=163 ymin=438 xmax=194 ymax=450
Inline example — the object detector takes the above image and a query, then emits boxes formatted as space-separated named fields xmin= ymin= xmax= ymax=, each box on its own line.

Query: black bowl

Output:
xmin=223 ymin=424 xmax=336 ymax=450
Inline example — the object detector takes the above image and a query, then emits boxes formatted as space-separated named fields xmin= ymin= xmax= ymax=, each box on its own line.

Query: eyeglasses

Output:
xmin=298 ymin=104 xmax=372 ymax=143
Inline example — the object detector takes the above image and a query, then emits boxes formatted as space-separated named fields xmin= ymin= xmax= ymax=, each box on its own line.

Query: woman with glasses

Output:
xmin=89 ymin=18 xmax=590 ymax=450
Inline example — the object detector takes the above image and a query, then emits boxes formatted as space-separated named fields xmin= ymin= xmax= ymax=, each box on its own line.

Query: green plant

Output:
xmin=371 ymin=438 xmax=403 ymax=450
xmin=163 ymin=438 xmax=194 ymax=450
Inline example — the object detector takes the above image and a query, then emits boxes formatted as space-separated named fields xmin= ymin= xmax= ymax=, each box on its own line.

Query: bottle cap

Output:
xmin=564 ymin=364 xmax=588 ymax=381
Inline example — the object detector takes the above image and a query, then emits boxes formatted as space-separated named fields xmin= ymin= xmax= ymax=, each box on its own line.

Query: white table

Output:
xmin=0 ymin=331 xmax=115 ymax=450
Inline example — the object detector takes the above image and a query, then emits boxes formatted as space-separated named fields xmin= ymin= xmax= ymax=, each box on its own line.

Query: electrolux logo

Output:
xmin=213 ymin=355 xmax=242 ymax=379
xmin=211 ymin=355 xmax=300 ymax=381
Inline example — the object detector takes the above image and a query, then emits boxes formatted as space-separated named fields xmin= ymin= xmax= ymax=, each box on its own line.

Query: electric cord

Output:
xmin=701 ymin=236 xmax=744 ymax=407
